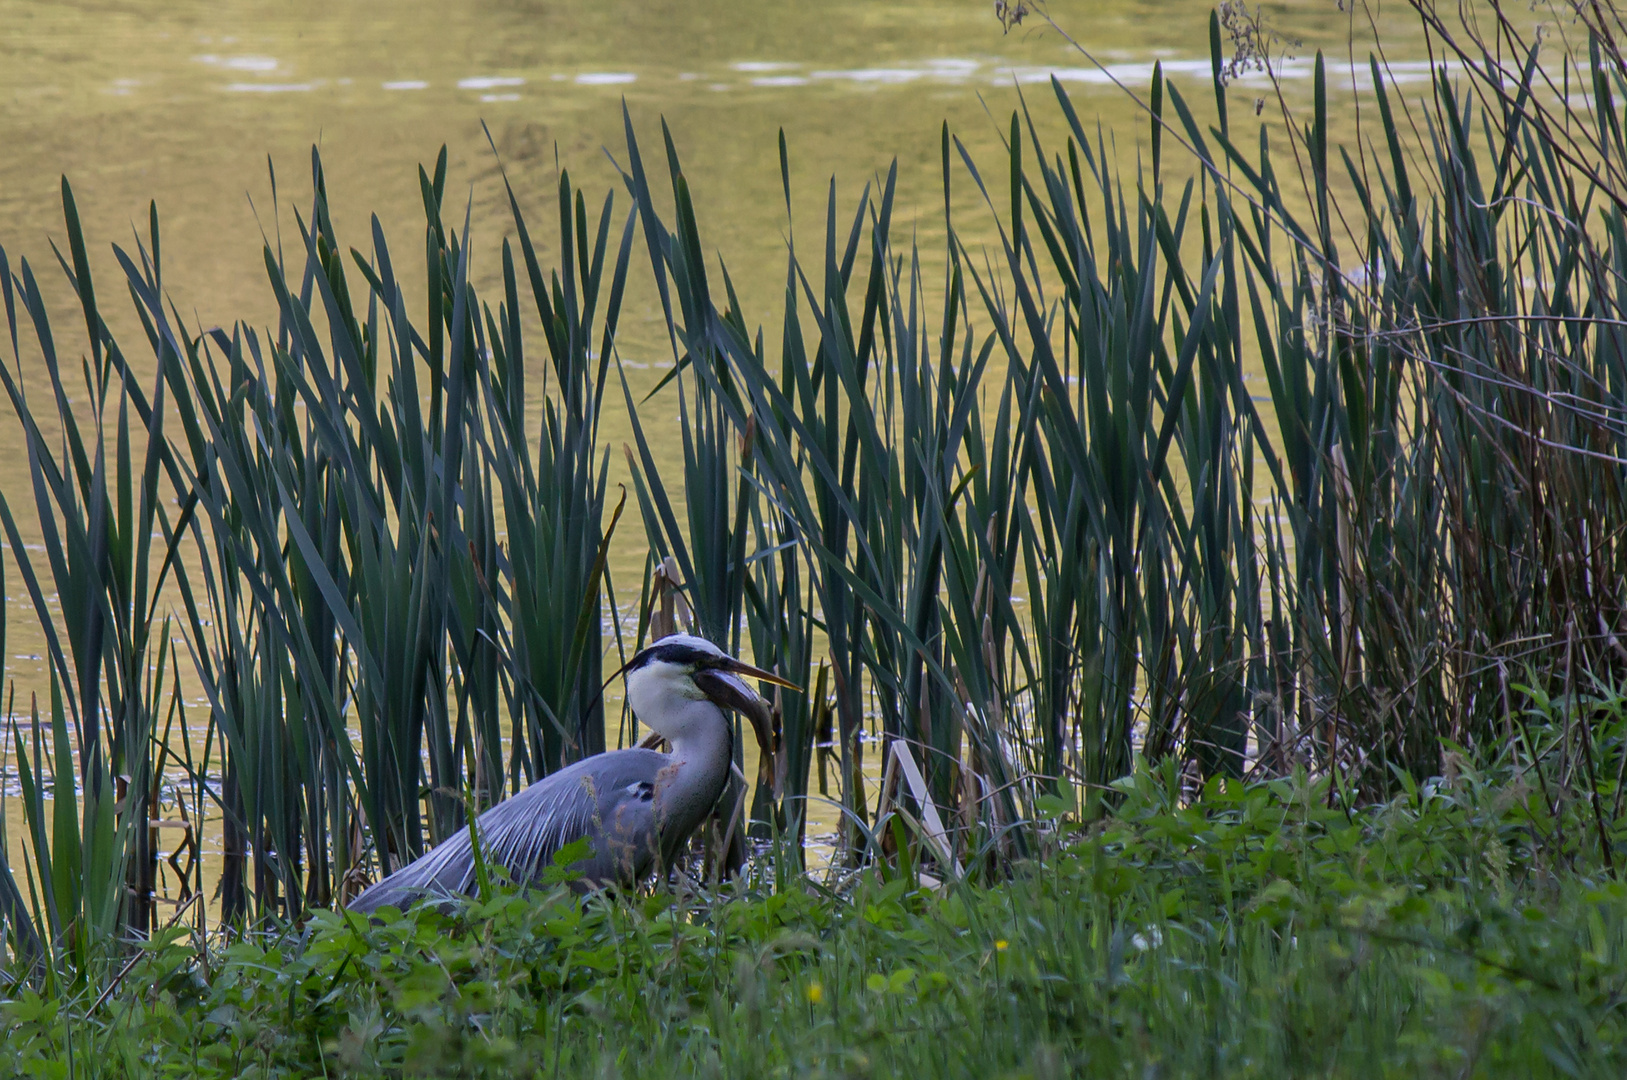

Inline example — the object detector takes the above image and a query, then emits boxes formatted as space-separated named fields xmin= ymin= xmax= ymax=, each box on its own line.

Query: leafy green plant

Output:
xmin=8 ymin=759 xmax=1627 ymax=1076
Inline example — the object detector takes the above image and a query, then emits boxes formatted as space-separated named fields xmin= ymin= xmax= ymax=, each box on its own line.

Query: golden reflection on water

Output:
xmin=0 ymin=0 xmax=1437 ymax=896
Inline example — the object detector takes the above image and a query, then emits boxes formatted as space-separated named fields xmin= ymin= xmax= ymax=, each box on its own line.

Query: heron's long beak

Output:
xmin=720 ymin=658 xmax=801 ymax=693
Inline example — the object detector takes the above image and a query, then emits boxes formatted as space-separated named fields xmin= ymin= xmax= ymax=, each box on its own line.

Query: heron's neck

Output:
xmin=656 ymin=699 xmax=733 ymax=803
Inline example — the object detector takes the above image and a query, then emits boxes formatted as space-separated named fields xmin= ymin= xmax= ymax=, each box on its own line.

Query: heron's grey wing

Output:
xmin=347 ymin=749 xmax=671 ymax=913
xmin=482 ymin=748 xmax=672 ymax=888
xmin=345 ymin=818 xmax=479 ymax=914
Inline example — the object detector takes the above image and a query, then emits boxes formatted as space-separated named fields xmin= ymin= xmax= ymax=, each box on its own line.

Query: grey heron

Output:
xmin=347 ymin=634 xmax=796 ymax=913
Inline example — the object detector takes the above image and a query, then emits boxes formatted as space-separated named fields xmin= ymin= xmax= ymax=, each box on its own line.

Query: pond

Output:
xmin=0 ymin=0 xmax=1430 ymax=349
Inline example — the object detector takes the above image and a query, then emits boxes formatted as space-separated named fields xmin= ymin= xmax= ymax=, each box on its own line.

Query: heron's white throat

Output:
xmin=626 ymin=658 xmax=726 ymax=750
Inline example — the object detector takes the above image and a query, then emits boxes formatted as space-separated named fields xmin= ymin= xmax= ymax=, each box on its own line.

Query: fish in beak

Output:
xmin=693 ymin=658 xmax=800 ymax=779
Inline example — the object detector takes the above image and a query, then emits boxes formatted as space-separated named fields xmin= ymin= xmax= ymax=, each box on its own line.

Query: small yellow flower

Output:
xmin=806 ymin=981 xmax=824 ymax=1005
xmin=994 ymin=939 xmax=1009 ymax=952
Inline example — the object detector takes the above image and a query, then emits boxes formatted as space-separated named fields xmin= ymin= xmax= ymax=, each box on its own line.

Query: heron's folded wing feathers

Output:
xmin=348 ymin=749 xmax=669 ymax=913
xmin=481 ymin=757 xmax=654 ymax=884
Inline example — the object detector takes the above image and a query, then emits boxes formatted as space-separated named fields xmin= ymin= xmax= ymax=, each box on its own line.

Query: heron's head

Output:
xmin=624 ymin=634 xmax=797 ymax=758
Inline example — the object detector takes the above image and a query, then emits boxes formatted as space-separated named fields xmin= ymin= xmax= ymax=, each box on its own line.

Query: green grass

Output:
xmin=5 ymin=758 xmax=1625 ymax=1078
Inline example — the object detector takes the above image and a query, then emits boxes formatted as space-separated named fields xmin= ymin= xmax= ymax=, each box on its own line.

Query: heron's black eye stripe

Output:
xmin=628 ymin=642 xmax=720 ymax=670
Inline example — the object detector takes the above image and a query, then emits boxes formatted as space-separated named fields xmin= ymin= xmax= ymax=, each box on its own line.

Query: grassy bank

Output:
xmin=4 ymin=759 xmax=1625 ymax=1077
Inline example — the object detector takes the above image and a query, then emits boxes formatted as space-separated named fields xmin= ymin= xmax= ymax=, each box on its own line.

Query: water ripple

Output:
xmin=458 ymin=75 xmax=524 ymax=90
xmin=224 ymin=82 xmax=316 ymax=93
xmin=195 ymin=54 xmax=279 ymax=73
